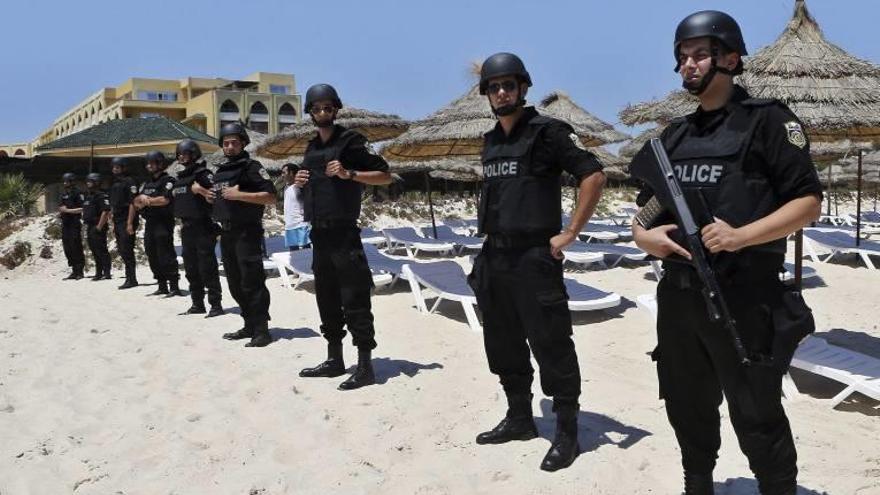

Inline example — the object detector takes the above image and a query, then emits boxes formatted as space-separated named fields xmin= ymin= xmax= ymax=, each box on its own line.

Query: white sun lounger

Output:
xmin=563 ymin=240 xmax=647 ymax=268
xmin=383 ymin=227 xmax=456 ymax=258
xmin=403 ymin=261 xmax=621 ymax=332
xmin=420 ymin=225 xmax=484 ymax=252
xmin=803 ymin=228 xmax=880 ymax=269
xmin=271 ymin=249 xmax=392 ymax=291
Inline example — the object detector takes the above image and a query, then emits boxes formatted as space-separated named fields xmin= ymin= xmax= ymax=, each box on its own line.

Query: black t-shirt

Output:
xmin=60 ymin=187 xmax=85 ymax=223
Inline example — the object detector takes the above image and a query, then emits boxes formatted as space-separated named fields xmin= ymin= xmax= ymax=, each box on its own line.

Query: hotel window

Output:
xmin=136 ymin=91 xmax=179 ymax=101
xmin=140 ymin=112 xmax=161 ymax=119
xmin=278 ymin=102 xmax=297 ymax=131
xmin=248 ymin=101 xmax=269 ymax=134
xmin=269 ymin=84 xmax=289 ymax=95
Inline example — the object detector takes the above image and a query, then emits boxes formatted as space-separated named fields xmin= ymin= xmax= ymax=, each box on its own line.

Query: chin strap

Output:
xmin=681 ymin=42 xmax=736 ymax=96
xmin=489 ymin=96 xmax=526 ymax=117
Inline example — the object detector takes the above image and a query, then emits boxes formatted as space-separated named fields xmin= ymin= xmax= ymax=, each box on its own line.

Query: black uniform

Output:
xmin=301 ymin=125 xmax=388 ymax=351
xmin=637 ymin=86 xmax=822 ymax=490
xmin=60 ymin=186 xmax=86 ymax=275
xmin=468 ymin=106 xmax=603 ymax=411
xmin=212 ymin=151 xmax=275 ymax=331
xmin=82 ymin=189 xmax=112 ymax=277
xmin=139 ymin=172 xmax=179 ymax=286
xmin=109 ymin=174 xmax=139 ymax=282
xmin=173 ymin=163 xmax=222 ymax=310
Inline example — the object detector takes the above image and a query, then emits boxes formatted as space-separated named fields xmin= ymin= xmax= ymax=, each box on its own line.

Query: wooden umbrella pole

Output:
xmin=425 ymin=171 xmax=438 ymax=239
xmin=826 ymin=161 xmax=832 ymax=216
xmin=856 ymin=150 xmax=863 ymax=246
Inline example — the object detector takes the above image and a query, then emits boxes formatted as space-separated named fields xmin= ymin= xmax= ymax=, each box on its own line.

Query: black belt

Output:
xmin=310 ymin=219 xmax=357 ymax=230
xmin=484 ymin=233 xmax=552 ymax=250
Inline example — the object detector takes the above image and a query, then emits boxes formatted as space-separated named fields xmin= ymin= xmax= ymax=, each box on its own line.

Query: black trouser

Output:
xmin=61 ymin=220 xmax=84 ymax=271
xmin=220 ymin=223 xmax=270 ymax=328
xmin=144 ymin=217 xmax=179 ymax=284
xmin=469 ymin=244 xmax=580 ymax=410
xmin=311 ymin=227 xmax=376 ymax=350
xmin=181 ymin=218 xmax=222 ymax=308
xmin=113 ymin=217 xmax=138 ymax=281
xmin=654 ymin=268 xmax=797 ymax=483
xmin=86 ymin=223 xmax=111 ymax=275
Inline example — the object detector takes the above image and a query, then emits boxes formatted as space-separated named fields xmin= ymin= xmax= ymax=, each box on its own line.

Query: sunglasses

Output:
xmin=311 ymin=105 xmax=336 ymax=115
xmin=486 ymin=80 xmax=518 ymax=95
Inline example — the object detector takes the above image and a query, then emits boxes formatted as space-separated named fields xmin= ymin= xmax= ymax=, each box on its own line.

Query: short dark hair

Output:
xmin=282 ymin=163 xmax=299 ymax=173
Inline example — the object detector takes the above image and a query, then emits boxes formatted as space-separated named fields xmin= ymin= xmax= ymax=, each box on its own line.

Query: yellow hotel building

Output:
xmin=2 ymin=72 xmax=302 ymax=158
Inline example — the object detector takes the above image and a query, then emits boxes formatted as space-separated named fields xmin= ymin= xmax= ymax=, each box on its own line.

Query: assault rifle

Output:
xmin=630 ymin=138 xmax=752 ymax=366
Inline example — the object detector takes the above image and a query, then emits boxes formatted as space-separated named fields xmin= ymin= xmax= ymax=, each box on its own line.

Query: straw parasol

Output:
xmin=538 ymin=91 xmax=629 ymax=147
xmin=620 ymin=1 xmax=880 ymax=145
xmin=254 ymin=107 xmax=409 ymax=159
xmin=383 ymin=84 xmax=495 ymax=162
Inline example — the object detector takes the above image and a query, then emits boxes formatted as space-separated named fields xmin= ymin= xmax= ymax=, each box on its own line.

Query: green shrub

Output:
xmin=0 ymin=173 xmax=44 ymax=221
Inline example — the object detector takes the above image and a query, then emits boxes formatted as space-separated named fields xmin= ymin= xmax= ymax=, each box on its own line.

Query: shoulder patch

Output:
xmin=130 ymin=185 xmax=137 ymax=194
xmin=258 ymin=167 xmax=270 ymax=180
xmin=568 ymin=133 xmax=587 ymax=151
xmin=165 ymin=181 xmax=174 ymax=190
xmin=784 ymin=121 xmax=807 ymax=149
xmin=364 ymin=141 xmax=379 ymax=156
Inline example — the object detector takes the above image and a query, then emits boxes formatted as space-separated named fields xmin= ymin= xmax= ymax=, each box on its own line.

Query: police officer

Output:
xmin=294 ymin=84 xmax=392 ymax=390
xmin=173 ymin=139 xmax=224 ymax=317
xmin=82 ymin=172 xmax=112 ymax=280
xmin=468 ymin=53 xmax=606 ymax=472
xmin=631 ymin=11 xmax=822 ymax=495
xmin=133 ymin=151 xmax=182 ymax=297
xmin=109 ymin=157 xmax=140 ymax=289
xmin=203 ymin=123 xmax=275 ymax=347
xmin=58 ymin=172 xmax=86 ymax=280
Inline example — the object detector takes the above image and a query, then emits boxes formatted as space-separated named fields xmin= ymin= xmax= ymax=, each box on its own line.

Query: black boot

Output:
xmin=71 ymin=266 xmax=85 ymax=280
xmin=682 ymin=471 xmax=714 ymax=495
xmin=91 ymin=272 xmax=103 ymax=281
xmin=540 ymin=406 xmax=580 ymax=472
xmin=299 ymin=343 xmax=345 ymax=378
xmin=151 ymin=280 xmax=169 ymax=296
xmin=476 ymin=393 xmax=538 ymax=445
xmin=181 ymin=302 xmax=206 ymax=315
xmin=100 ymin=270 xmax=112 ymax=280
xmin=245 ymin=322 xmax=272 ymax=347
xmin=338 ymin=348 xmax=376 ymax=390
xmin=63 ymin=271 xmax=78 ymax=280
xmin=206 ymin=305 xmax=225 ymax=318
xmin=222 ymin=326 xmax=253 ymax=340
xmin=118 ymin=278 xmax=138 ymax=289
xmin=164 ymin=279 xmax=183 ymax=298
xmin=757 ymin=470 xmax=797 ymax=495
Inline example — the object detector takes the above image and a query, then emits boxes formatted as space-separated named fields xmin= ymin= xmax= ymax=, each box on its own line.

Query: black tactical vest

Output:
xmin=60 ymin=188 xmax=83 ymax=225
xmin=173 ymin=165 xmax=211 ymax=220
xmin=211 ymin=156 xmax=264 ymax=226
xmin=139 ymin=173 xmax=175 ymax=222
xmin=82 ymin=191 xmax=105 ymax=225
xmin=109 ymin=176 xmax=137 ymax=217
xmin=479 ymin=115 xmax=562 ymax=235
xmin=301 ymin=127 xmax=364 ymax=224
xmin=663 ymin=98 xmax=786 ymax=267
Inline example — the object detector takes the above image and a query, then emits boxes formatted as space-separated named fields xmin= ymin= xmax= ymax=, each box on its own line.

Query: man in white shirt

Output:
xmin=282 ymin=163 xmax=311 ymax=251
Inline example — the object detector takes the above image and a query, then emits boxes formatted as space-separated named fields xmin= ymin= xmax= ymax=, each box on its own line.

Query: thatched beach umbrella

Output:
xmin=538 ymin=91 xmax=629 ymax=147
xmin=254 ymin=107 xmax=409 ymax=160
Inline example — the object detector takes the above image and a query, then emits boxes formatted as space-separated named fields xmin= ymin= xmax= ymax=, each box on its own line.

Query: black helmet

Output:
xmin=479 ymin=52 xmax=532 ymax=95
xmin=145 ymin=150 xmax=166 ymax=167
xmin=62 ymin=172 xmax=76 ymax=182
xmin=176 ymin=139 xmax=203 ymax=160
xmin=86 ymin=172 xmax=101 ymax=183
xmin=304 ymin=84 xmax=342 ymax=113
xmin=218 ymin=122 xmax=250 ymax=147
xmin=111 ymin=156 xmax=127 ymax=169
xmin=674 ymin=10 xmax=747 ymax=72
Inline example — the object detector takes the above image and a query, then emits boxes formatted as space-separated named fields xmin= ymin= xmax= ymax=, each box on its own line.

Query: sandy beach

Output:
xmin=0 ymin=213 xmax=878 ymax=495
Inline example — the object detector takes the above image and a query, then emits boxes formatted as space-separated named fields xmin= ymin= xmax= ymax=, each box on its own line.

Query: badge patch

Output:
xmin=569 ymin=133 xmax=587 ymax=151
xmin=165 ymin=181 xmax=174 ymax=190
xmin=259 ymin=167 xmax=270 ymax=180
xmin=365 ymin=141 xmax=378 ymax=156
xmin=784 ymin=121 xmax=807 ymax=149
xmin=130 ymin=185 xmax=137 ymax=194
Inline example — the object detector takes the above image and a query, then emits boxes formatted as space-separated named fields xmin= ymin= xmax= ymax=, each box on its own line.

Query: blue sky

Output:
xmin=2 ymin=0 xmax=878 ymax=143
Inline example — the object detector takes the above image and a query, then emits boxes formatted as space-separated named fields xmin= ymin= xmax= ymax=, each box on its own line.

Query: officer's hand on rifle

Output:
xmin=549 ymin=230 xmax=578 ymax=260
xmin=701 ymin=217 xmax=745 ymax=253
xmin=633 ymin=223 xmax=692 ymax=260
xmin=294 ymin=169 xmax=310 ymax=187
xmin=221 ymin=184 xmax=242 ymax=201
